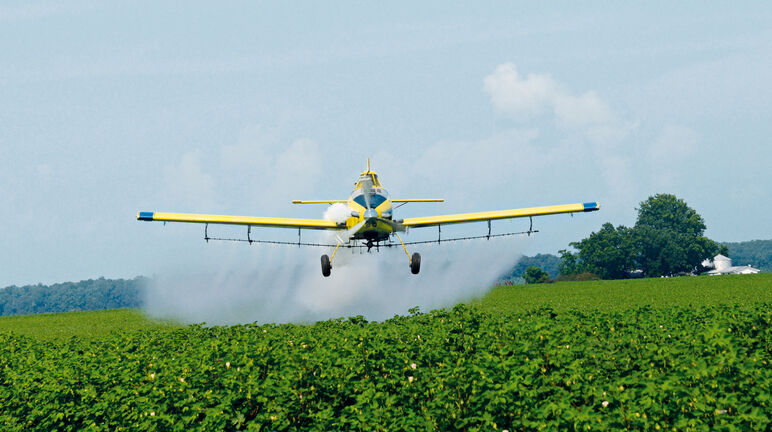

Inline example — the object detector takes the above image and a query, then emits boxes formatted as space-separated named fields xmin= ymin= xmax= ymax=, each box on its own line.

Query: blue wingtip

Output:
xmin=138 ymin=211 xmax=154 ymax=221
xmin=582 ymin=202 xmax=600 ymax=211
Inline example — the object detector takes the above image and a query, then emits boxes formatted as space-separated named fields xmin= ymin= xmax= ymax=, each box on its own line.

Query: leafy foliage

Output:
xmin=523 ymin=266 xmax=550 ymax=284
xmin=2 ymin=300 xmax=771 ymax=430
xmin=0 ymin=277 xmax=144 ymax=317
xmin=1 ymin=275 xmax=771 ymax=430
xmin=569 ymin=223 xmax=635 ymax=279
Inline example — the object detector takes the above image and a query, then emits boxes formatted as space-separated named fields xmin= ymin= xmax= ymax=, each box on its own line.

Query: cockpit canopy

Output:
xmin=355 ymin=171 xmax=383 ymax=188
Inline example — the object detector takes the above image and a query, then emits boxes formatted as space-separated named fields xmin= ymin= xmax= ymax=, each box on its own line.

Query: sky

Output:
xmin=2 ymin=1 xmax=772 ymax=287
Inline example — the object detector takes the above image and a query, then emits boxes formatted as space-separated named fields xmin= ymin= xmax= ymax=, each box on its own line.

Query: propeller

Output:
xmin=360 ymin=175 xmax=373 ymax=211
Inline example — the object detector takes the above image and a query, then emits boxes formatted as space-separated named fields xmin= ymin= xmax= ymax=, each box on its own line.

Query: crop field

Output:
xmin=1 ymin=274 xmax=771 ymax=431
xmin=0 ymin=309 xmax=179 ymax=341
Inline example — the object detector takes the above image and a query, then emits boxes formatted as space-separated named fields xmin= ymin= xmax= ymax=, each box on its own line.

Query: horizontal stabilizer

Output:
xmin=292 ymin=200 xmax=348 ymax=204
xmin=391 ymin=199 xmax=444 ymax=203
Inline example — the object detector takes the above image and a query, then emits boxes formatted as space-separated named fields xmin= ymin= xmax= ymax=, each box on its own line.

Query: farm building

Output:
xmin=702 ymin=254 xmax=761 ymax=275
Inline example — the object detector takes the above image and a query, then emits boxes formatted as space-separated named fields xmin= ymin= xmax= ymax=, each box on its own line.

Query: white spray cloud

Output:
xmin=323 ymin=202 xmax=351 ymax=224
xmin=144 ymin=235 xmax=529 ymax=325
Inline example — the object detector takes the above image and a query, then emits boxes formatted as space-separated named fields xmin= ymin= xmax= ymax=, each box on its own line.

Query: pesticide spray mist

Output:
xmin=144 ymin=204 xmax=530 ymax=325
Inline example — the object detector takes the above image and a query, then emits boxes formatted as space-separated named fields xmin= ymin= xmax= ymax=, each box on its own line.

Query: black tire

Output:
xmin=410 ymin=252 xmax=421 ymax=275
xmin=321 ymin=254 xmax=332 ymax=277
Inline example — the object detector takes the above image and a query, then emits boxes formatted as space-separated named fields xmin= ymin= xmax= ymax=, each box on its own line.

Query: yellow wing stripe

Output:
xmin=391 ymin=199 xmax=445 ymax=203
xmin=137 ymin=212 xmax=341 ymax=230
xmin=401 ymin=202 xmax=598 ymax=228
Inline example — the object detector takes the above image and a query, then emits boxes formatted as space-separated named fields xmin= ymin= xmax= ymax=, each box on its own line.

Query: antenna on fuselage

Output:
xmin=367 ymin=157 xmax=370 ymax=173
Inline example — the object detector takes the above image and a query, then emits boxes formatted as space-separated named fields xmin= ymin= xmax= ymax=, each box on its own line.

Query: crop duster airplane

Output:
xmin=138 ymin=161 xmax=599 ymax=277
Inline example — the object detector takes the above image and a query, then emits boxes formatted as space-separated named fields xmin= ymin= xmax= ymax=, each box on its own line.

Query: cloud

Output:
xmin=223 ymin=131 xmax=325 ymax=211
xmin=274 ymin=138 xmax=323 ymax=188
xmin=647 ymin=124 xmax=700 ymax=188
xmin=553 ymin=91 xmax=615 ymax=127
xmin=483 ymin=62 xmax=626 ymax=136
xmin=483 ymin=63 xmax=558 ymax=118
xmin=161 ymin=150 xmax=216 ymax=210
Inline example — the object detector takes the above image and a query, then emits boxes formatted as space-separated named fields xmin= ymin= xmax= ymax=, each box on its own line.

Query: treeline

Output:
xmin=508 ymin=194 xmax=771 ymax=282
xmin=502 ymin=254 xmax=560 ymax=280
xmin=0 ymin=277 xmax=145 ymax=317
xmin=723 ymin=239 xmax=772 ymax=272
xmin=509 ymin=239 xmax=771 ymax=281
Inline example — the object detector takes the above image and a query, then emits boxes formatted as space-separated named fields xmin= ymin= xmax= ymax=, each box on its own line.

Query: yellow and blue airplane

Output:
xmin=138 ymin=161 xmax=599 ymax=277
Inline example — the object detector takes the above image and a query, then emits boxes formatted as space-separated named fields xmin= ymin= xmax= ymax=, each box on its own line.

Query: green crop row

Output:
xmin=1 ymin=303 xmax=770 ymax=431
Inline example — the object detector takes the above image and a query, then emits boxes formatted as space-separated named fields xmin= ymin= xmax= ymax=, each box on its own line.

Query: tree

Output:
xmin=558 ymin=249 xmax=581 ymax=276
xmin=523 ymin=266 xmax=550 ymax=284
xmin=636 ymin=193 xmax=706 ymax=235
xmin=569 ymin=223 xmax=636 ymax=279
xmin=559 ymin=193 xmax=724 ymax=279
xmin=505 ymin=254 xmax=561 ymax=279
xmin=633 ymin=194 xmax=722 ymax=276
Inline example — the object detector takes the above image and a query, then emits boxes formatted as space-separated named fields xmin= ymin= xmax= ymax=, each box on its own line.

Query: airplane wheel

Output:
xmin=321 ymin=254 xmax=332 ymax=277
xmin=410 ymin=252 xmax=421 ymax=275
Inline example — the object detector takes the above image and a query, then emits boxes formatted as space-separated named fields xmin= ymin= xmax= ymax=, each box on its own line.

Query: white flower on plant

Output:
xmin=180 ymin=377 xmax=185 ymax=383
xmin=150 ymin=412 xmax=155 ymax=416
xmin=226 ymin=362 xmax=230 ymax=368
xmin=411 ymin=363 xmax=417 ymax=370
xmin=149 ymin=373 xmax=155 ymax=379
xmin=408 ymin=376 xmax=414 ymax=383
xmin=602 ymin=401 xmax=609 ymax=407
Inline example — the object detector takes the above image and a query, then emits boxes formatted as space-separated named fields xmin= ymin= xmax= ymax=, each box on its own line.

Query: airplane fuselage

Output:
xmin=345 ymin=171 xmax=400 ymax=244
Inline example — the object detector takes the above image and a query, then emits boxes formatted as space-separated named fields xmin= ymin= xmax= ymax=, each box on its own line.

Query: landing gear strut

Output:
xmin=321 ymin=242 xmax=342 ymax=277
xmin=394 ymin=233 xmax=421 ymax=275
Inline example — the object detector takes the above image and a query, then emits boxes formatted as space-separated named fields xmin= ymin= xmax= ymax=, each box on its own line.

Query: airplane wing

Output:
xmin=137 ymin=212 xmax=342 ymax=230
xmin=400 ymin=202 xmax=599 ymax=228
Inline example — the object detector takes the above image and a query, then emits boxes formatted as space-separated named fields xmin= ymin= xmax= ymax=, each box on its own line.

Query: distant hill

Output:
xmin=724 ymin=239 xmax=772 ymax=272
xmin=0 ymin=277 xmax=145 ymax=317
xmin=502 ymin=253 xmax=561 ymax=280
